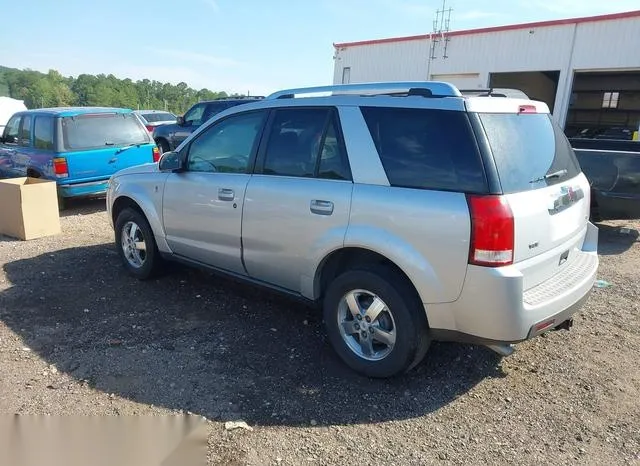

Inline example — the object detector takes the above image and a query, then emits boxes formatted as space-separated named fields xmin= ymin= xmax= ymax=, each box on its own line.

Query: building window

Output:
xmin=342 ymin=67 xmax=351 ymax=84
xmin=602 ymin=91 xmax=620 ymax=109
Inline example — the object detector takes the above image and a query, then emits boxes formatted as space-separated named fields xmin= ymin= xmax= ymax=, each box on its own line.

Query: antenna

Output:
xmin=427 ymin=0 xmax=453 ymax=79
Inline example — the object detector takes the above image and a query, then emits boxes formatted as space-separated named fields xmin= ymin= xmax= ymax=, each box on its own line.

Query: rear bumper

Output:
xmin=58 ymin=180 xmax=109 ymax=198
xmin=428 ymin=222 xmax=599 ymax=344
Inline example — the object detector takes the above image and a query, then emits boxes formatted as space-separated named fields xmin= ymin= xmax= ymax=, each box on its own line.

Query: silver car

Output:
xmin=107 ymin=82 xmax=599 ymax=378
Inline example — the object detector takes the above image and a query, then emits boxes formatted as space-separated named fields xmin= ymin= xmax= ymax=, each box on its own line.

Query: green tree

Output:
xmin=2 ymin=66 xmax=235 ymax=112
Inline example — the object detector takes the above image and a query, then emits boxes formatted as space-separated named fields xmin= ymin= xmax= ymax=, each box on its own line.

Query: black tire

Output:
xmin=56 ymin=191 xmax=66 ymax=211
xmin=114 ymin=207 xmax=164 ymax=280
xmin=323 ymin=267 xmax=430 ymax=378
xmin=155 ymin=138 xmax=170 ymax=154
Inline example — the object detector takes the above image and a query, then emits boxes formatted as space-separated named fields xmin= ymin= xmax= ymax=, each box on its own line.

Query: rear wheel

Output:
xmin=114 ymin=208 xmax=164 ymax=279
xmin=323 ymin=267 xmax=430 ymax=378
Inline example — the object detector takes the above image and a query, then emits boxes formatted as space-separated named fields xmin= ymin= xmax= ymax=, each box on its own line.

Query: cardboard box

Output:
xmin=0 ymin=177 xmax=61 ymax=240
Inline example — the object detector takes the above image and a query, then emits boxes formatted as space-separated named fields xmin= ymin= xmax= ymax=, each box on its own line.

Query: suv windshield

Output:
xmin=61 ymin=113 xmax=150 ymax=151
xmin=478 ymin=113 xmax=581 ymax=193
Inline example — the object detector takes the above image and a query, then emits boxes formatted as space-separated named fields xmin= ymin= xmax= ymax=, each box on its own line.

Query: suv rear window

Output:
xmin=61 ymin=113 xmax=150 ymax=151
xmin=141 ymin=112 xmax=175 ymax=123
xmin=361 ymin=107 xmax=488 ymax=193
xmin=478 ymin=113 xmax=581 ymax=193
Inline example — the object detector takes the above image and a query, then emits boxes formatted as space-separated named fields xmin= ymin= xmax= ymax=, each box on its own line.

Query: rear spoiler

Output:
xmin=459 ymin=88 xmax=530 ymax=99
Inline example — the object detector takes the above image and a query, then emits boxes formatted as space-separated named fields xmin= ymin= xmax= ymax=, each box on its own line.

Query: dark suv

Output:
xmin=153 ymin=97 xmax=264 ymax=153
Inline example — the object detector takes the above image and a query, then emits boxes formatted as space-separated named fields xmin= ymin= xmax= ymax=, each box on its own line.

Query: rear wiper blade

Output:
xmin=114 ymin=143 xmax=141 ymax=155
xmin=530 ymin=169 xmax=568 ymax=184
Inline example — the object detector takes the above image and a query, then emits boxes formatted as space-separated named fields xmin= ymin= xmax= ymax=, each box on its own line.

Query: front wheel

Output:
xmin=114 ymin=207 xmax=164 ymax=280
xmin=323 ymin=268 xmax=430 ymax=378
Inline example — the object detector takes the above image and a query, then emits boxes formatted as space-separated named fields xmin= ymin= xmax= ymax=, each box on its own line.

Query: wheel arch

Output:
xmin=110 ymin=192 xmax=171 ymax=254
xmin=314 ymin=246 xmax=430 ymax=326
xmin=26 ymin=167 xmax=43 ymax=178
xmin=154 ymin=136 xmax=170 ymax=150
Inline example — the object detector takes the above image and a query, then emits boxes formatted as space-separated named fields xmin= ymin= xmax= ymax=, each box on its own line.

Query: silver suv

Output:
xmin=107 ymin=82 xmax=599 ymax=378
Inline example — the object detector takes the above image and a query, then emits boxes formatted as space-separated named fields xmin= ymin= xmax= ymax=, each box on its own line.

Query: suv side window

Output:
xmin=317 ymin=117 xmax=351 ymax=181
xmin=2 ymin=115 xmax=21 ymax=144
xmin=186 ymin=111 xmax=266 ymax=174
xmin=202 ymin=102 xmax=230 ymax=122
xmin=184 ymin=103 xmax=206 ymax=126
xmin=19 ymin=115 xmax=32 ymax=147
xmin=263 ymin=108 xmax=350 ymax=179
xmin=361 ymin=107 xmax=487 ymax=193
xmin=34 ymin=116 xmax=55 ymax=150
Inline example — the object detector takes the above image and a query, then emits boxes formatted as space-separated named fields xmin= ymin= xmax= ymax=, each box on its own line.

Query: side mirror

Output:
xmin=158 ymin=151 xmax=184 ymax=172
xmin=176 ymin=116 xmax=185 ymax=126
xmin=1 ymin=135 xmax=17 ymax=144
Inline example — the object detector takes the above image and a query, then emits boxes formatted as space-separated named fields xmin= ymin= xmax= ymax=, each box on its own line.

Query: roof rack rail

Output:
xmin=459 ymin=88 xmax=530 ymax=99
xmin=266 ymin=81 xmax=462 ymax=100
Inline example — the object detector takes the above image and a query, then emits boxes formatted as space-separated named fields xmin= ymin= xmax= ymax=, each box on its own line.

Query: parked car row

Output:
xmin=0 ymin=107 xmax=159 ymax=208
xmin=0 ymin=97 xmax=262 ymax=208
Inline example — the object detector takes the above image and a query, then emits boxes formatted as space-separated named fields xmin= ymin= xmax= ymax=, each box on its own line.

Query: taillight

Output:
xmin=53 ymin=157 xmax=69 ymax=178
xmin=152 ymin=146 xmax=160 ymax=162
xmin=146 ymin=125 xmax=155 ymax=133
xmin=467 ymin=194 xmax=514 ymax=267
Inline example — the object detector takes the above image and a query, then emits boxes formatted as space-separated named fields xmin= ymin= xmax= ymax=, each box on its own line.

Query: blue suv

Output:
xmin=0 ymin=107 xmax=159 ymax=208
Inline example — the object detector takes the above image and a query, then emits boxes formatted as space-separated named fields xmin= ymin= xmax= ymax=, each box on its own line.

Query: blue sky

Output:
xmin=0 ymin=0 xmax=637 ymax=96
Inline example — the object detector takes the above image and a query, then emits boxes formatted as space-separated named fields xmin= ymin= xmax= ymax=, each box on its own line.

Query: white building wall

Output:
xmin=333 ymin=15 xmax=640 ymax=125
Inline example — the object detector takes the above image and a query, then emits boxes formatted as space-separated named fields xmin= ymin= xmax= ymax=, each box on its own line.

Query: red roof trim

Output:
xmin=333 ymin=10 xmax=640 ymax=49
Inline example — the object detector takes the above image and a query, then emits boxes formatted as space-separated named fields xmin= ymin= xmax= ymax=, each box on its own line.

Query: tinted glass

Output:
xmin=184 ymin=104 xmax=206 ymax=126
xmin=141 ymin=112 xmax=176 ymax=123
xmin=3 ymin=116 xmax=20 ymax=142
xmin=34 ymin=116 xmax=54 ymax=150
xmin=361 ymin=107 xmax=487 ymax=192
xmin=19 ymin=115 xmax=32 ymax=146
xmin=61 ymin=113 xmax=149 ymax=151
xmin=478 ymin=113 xmax=581 ymax=193
xmin=263 ymin=108 xmax=330 ymax=178
xmin=187 ymin=111 xmax=265 ymax=173
xmin=318 ymin=118 xmax=350 ymax=181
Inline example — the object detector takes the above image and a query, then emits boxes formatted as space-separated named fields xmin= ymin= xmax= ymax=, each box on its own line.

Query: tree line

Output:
xmin=0 ymin=66 xmax=237 ymax=114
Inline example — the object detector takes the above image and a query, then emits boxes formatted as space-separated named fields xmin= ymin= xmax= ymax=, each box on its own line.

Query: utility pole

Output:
xmin=427 ymin=0 xmax=452 ymax=80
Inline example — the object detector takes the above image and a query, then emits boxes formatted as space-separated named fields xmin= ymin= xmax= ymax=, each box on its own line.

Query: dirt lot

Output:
xmin=0 ymin=199 xmax=639 ymax=465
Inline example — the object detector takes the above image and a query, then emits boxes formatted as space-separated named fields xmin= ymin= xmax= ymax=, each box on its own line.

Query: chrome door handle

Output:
xmin=218 ymin=188 xmax=235 ymax=201
xmin=310 ymin=199 xmax=334 ymax=216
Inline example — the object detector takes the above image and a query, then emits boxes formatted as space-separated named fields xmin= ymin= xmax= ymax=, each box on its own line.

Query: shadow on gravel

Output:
xmin=595 ymin=223 xmax=639 ymax=256
xmin=59 ymin=197 xmax=107 ymax=218
xmin=0 ymin=244 xmax=506 ymax=426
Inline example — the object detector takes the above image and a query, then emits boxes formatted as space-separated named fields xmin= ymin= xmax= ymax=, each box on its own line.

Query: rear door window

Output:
xmin=360 ymin=107 xmax=487 ymax=193
xmin=478 ymin=113 xmax=581 ymax=193
xmin=262 ymin=108 xmax=330 ymax=178
xmin=19 ymin=115 xmax=32 ymax=147
xmin=61 ymin=113 xmax=150 ymax=151
xmin=34 ymin=116 xmax=54 ymax=150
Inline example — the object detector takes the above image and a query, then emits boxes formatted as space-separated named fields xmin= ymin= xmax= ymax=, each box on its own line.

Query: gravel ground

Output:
xmin=0 ymin=198 xmax=639 ymax=465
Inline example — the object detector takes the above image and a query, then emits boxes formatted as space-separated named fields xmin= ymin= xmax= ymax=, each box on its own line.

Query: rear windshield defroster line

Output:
xmin=61 ymin=113 xmax=150 ymax=151
xmin=477 ymin=113 xmax=581 ymax=194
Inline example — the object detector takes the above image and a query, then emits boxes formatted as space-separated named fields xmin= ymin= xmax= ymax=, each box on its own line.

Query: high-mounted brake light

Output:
xmin=145 ymin=125 xmax=155 ymax=133
xmin=467 ymin=195 xmax=514 ymax=267
xmin=53 ymin=157 xmax=69 ymax=178
xmin=152 ymin=146 xmax=160 ymax=163
xmin=518 ymin=104 xmax=537 ymax=114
